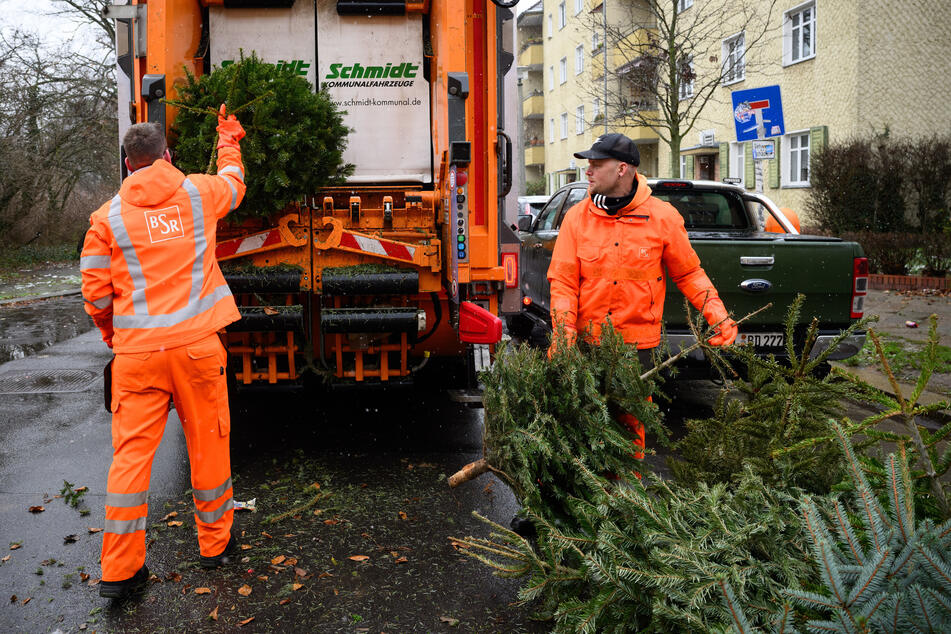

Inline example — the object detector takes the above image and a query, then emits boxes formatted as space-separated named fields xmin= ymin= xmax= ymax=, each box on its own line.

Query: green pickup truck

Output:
xmin=510 ymin=179 xmax=868 ymax=372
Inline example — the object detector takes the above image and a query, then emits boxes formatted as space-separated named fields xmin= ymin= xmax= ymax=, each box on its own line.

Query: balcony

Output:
xmin=524 ymin=144 xmax=545 ymax=167
xmin=518 ymin=42 xmax=543 ymax=69
xmin=616 ymin=122 xmax=660 ymax=142
xmin=522 ymin=93 xmax=544 ymax=119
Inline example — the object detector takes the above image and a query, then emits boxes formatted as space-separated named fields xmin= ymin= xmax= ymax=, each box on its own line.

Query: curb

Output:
xmin=0 ymin=289 xmax=82 ymax=307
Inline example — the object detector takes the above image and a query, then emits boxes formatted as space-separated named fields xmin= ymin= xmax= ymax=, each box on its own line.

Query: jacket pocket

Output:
xmin=216 ymin=378 xmax=230 ymax=437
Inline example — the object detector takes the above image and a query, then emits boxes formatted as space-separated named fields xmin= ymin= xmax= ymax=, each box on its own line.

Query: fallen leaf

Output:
xmin=313 ymin=509 xmax=324 ymax=516
xmin=360 ymin=483 xmax=368 ymax=488
xmin=261 ymin=531 xmax=273 ymax=539
xmin=333 ymin=588 xmax=339 ymax=596
xmin=28 ymin=506 xmax=44 ymax=513
xmin=87 ymin=578 xmax=100 ymax=586
xmin=63 ymin=534 xmax=78 ymax=545
xmin=270 ymin=555 xmax=286 ymax=565
xmin=240 ymin=544 xmax=252 ymax=550
xmin=292 ymin=583 xmax=303 ymax=591
xmin=194 ymin=587 xmax=212 ymax=595
xmin=279 ymin=598 xmax=291 ymax=605
xmin=440 ymin=616 xmax=460 ymax=626
xmin=398 ymin=511 xmax=408 ymax=520
xmin=167 ymin=520 xmax=183 ymax=528
xmin=74 ymin=486 xmax=88 ymax=493
xmin=80 ymin=573 xmax=89 ymax=582
xmin=9 ymin=543 xmax=21 ymax=550
xmin=284 ymin=557 xmax=298 ymax=566
xmin=395 ymin=557 xmax=408 ymax=564
xmin=311 ymin=482 xmax=321 ymax=490
xmin=323 ymin=519 xmax=339 ymax=526
xmin=208 ymin=606 xmax=218 ymax=621
xmin=1 ymin=556 xmax=9 ymax=563
xmin=283 ymin=533 xmax=295 ymax=538
xmin=87 ymin=527 xmax=103 ymax=534
xmin=348 ymin=555 xmax=369 ymax=562
xmin=257 ymin=575 xmax=268 ymax=582
xmin=237 ymin=584 xmax=252 ymax=597
xmin=160 ymin=511 xmax=178 ymax=521
xmin=166 ymin=572 xmax=182 ymax=583
xmin=263 ymin=306 xmax=278 ymax=315
xmin=317 ymin=571 xmax=333 ymax=579
xmin=21 ymin=597 xmax=31 ymax=605
xmin=238 ymin=617 xmax=255 ymax=626
xmin=294 ymin=567 xmax=306 ymax=577
xmin=10 ymin=595 xmax=16 ymax=603
xmin=79 ymin=624 xmax=87 ymax=631
xmin=417 ymin=462 xmax=437 ymax=468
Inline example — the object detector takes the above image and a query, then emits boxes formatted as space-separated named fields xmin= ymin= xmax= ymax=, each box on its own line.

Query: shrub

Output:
xmin=840 ymin=231 xmax=924 ymax=275
xmin=525 ymin=178 xmax=546 ymax=196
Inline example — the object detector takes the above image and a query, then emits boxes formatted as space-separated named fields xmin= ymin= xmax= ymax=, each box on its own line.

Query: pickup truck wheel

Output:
xmin=505 ymin=314 xmax=535 ymax=340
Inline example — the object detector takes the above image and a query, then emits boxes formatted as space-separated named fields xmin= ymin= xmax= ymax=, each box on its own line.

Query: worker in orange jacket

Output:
xmin=548 ymin=133 xmax=737 ymax=461
xmin=80 ymin=106 xmax=246 ymax=599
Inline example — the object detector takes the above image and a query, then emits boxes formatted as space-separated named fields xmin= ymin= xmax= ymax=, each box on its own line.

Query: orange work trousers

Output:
xmin=101 ymin=333 xmax=233 ymax=582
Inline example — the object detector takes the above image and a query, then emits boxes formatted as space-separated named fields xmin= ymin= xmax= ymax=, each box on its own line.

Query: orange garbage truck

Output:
xmin=105 ymin=0 xmax=521 ymax=394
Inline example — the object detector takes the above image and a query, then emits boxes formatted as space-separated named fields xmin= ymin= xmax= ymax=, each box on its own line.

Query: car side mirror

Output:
xmin=517 ymin=215 xmax=534 ymax=232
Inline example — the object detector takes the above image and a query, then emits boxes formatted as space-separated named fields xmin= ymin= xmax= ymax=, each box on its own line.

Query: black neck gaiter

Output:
xmin=591 ymin=179 xmax=637 ymax=216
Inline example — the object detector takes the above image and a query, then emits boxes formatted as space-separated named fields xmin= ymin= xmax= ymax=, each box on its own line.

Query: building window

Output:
xmin=558 ymin=2 xmax=566 ymax=29
xmin=722 ymin=32 xmax=745 ymax=85
xmin=678 ymin=0 xmax=693 ymax=11
xmin=730 ymin=142 xmax=745 ymax=187
xmin=784 ymin=2 xmax=816 ymax=65
xmin=549 ymin=118 xmax=555 ymax=143
xmin=784 ymin=131 xmax=810 ymax=186
xmin=593 ymin=97 xmax=600 ymax=120
xmin=559 ymin=57 xmax=567 ymax=84
xmin=547 ymin=14 xmax=553 ymax=38
xmin=592 ymin=30 xmax=601 ymax=52
xmin=575 ymin=105 xmax=585 ymax=134
xmin=549 ymin=66 xmax=554 ymax=91
xmin=678 ymin=56 xmax=694 ymax=99
xmin=574 ymin=0 xmax=583 ymax=15
xmin=560 ymin=112 xmax=568 ymax=139
xmin=575 ymin=45 xmax=584 ymax=74
xmin=680 ymin=155 xmax=687 ymax=178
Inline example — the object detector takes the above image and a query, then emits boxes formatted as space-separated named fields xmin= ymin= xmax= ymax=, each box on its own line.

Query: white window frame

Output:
xmin=547 ymin=14 xmax=553 ymax=38
xmin=575 ymin=45 xmax=584 ymax=74
xmin=560 ymin=112 xmax=568 ymax=139
xmin=574 ymin=0 xmax=583 ymax=15
xmin=783 ymin=130 xmax=811 ymax=187
xmin=592 ymin=30 xmax=601 ymax=52
xmin=783 ymin=1 xmax=816 ymax=66
xmin=558 ymin=2 xmax=566 ymax=29
xmin=722 ymin=31 xmax=745 ymax=85
xmin=549 ymin=66 xmax=554 ymax=91
xmin=678 ymin=56 xmax=694 ymax=99
xmin=680 ymin=155 xmax=687 ymax=178
xmin=593 ymin=97 xmax=600 ymax=120
xmin=575 ymin=105 xmax=585 ymax=134
xmin=549 ymin=118 xmax=555 ymax=144
xmin=730 ymin=142 xmax=745 ymax=187
xmin=559 ymin=57 xmax=567 ymax=84
xmin=678 ymin=0 xmax=693 ymax=11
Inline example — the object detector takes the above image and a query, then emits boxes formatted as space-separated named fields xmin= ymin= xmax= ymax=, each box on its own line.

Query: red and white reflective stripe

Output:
xmin=339 ymin=232 xmax=416 ymax=262
xmin=215 ymin=229 xmax=282 ymax=259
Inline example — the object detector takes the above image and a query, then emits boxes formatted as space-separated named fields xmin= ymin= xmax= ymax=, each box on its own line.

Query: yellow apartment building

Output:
xmin=518 ymin=0 xmax=951 ymax=222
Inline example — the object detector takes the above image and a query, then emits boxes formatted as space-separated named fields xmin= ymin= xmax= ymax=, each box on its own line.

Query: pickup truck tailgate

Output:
xmin=663 ymin=234 xmax=861 ymax=334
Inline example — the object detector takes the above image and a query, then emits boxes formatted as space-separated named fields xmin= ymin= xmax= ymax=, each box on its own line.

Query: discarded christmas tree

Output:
xmin=169 ymin=52 xmax=353 ymax=221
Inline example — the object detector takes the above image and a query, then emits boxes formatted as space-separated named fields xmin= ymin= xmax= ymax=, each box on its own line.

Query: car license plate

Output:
xmin=737 ymin=332 xmax=785 ymax=347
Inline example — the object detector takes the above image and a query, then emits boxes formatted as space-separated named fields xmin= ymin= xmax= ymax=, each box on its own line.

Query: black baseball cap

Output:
xmin=574 ymin=133 xmax=640 ymax=167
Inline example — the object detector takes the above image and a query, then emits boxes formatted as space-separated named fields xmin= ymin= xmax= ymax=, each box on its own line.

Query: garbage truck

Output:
xmin=105 ymin=0 xmax=522 ymax=393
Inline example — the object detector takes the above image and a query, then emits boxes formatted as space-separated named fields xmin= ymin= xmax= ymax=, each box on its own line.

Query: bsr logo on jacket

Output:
xmin=144 ymin=207 xmax=185 ymax=243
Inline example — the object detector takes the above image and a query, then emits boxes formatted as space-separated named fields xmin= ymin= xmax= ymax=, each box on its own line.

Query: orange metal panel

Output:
xmin=146 ymin=0 xmax=203 ymax=133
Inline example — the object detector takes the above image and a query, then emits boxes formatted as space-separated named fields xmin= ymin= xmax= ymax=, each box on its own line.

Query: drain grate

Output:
xmin=0 ymin=369 xmax=97 ymax=394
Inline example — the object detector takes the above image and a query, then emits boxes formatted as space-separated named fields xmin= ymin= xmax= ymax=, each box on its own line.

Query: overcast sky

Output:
xmin=0 ymin=0 xmax=100 ymax=48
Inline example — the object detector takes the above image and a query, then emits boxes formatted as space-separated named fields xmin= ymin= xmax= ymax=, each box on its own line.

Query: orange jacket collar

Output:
xmin=119 ymin=159 xmax=186 ymax=207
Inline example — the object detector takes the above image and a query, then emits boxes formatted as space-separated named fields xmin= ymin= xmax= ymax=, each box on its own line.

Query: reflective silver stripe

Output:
xmin=104 ymin=516 xmax=148 ymax=535
xmin=218 ymin=165 xmax=244 ymax=182
xmin=85 ymin=295 xmax=114 ymax=310
xmin=183 ymin=178 xmax=206 ymax=311
xmin=193 ymin=477 xmax=232 ymax=502
xmin=113 ymin=284 xmax=233 ymax=329
xmin=195 ymin=497 xmax=234 ymax=524
xmin=105 ymin=490 xmax=148 ymax=508
xmin=80 ymin=255 xmax=111 ymax=270
xmin=219 ymin=175 xmax=238 ymax=211
xmin=107 ymin=195 xmax=149 ymax=316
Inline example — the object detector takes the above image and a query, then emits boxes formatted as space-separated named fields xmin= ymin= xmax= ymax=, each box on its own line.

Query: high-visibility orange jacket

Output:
xmin=80 ymin=146 xmax=245 ymax=353
xmin=548 ymin=173 xmax=728 ymax=349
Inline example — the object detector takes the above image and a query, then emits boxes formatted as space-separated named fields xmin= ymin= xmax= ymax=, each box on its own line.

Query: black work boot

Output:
xmin=99 ymin=565 xmax=149 ymax=599
xmin=200 ymin=534 xmax=236 ymax=569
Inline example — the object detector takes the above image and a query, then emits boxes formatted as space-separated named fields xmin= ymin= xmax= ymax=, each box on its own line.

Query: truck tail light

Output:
xmin=501 ymin=251 xmax=518 ymax=288
xmin=851 ymin=257 xmax=868 ymax=318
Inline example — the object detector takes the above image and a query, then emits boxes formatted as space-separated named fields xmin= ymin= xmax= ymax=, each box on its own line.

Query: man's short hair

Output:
xmin=123 ymin=123 xmax=167 ymax=169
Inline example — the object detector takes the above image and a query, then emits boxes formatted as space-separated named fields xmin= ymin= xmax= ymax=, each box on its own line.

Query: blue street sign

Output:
xmin=732 ymin=85 xmax=785 ymax=142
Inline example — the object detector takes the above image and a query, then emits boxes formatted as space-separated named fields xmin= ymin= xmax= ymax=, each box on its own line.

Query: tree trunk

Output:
xmin=448 ymin=459 xmax=491 ymax=488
